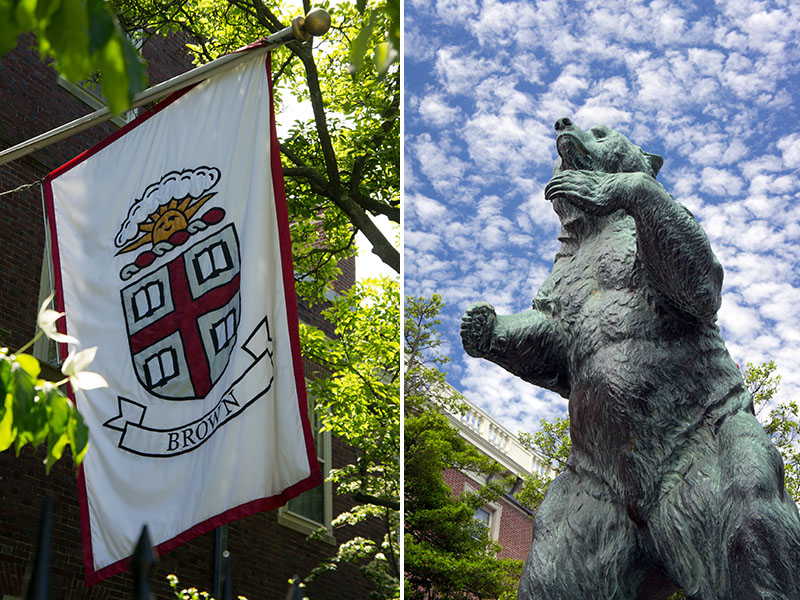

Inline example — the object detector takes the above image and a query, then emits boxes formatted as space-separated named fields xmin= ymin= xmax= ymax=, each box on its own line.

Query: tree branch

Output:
xmin=290 ymin=44 xmax=342 ymax=189
xmin=282 ymin=167 xmax=330 ymax=196
xmin=246 ymin=0 xmax=283 ymax=31
xmin=353 ymin=492 xmax=400 ymax=511
xmin=350 ymin=190 xmax=400 ymax=222
xmin=334 ymin=192 xmax=399 ymax=272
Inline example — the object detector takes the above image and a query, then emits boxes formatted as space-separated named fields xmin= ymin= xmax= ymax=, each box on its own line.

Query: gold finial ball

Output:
xmin=303 ymin=8 xmax=331 ymax=37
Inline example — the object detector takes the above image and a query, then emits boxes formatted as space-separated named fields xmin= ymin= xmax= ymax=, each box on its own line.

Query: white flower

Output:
xmin=61 ymin=346 xmax=108 ymax=390
xmin=37 ymin=293 xmax=78 ymax=345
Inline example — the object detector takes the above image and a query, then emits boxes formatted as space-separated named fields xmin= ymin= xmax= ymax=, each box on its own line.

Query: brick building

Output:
xmin=0 ymin=33 xmax=378 ymax=600
xmin=442 ymin=395 xmax=553 ymax=562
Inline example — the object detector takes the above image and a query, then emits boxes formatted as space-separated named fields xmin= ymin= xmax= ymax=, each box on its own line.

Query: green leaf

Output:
xmin=12 ymin=364 xmax=36 ymax=423
xmin=384 ymin=0 xmax=399 ymax=50
xmin=34 ymin=0 xmax=60 ymax=21
xmin=0 ymin=0 xmax=23 ymax=55
xmin=96 ymin=29 xmax=146 ymax=114
xmin=0 ymin=388 xmax=15 ymax=452
xmin=44 ymin=0 xmax=90 ymax=81
xmin=0 ymin=357 xmax=10 ymax=404
xmin=14 ymin=353 xmax=40 ymax=379
xmin=45 ymin=429 xmax=69 ymax=474
xmin=373 ymin=41 xmax=396 ymax=77
xmin=87 ymin=0 xmax=114 ymax=53
xmin=67 ymin=408 xmax=89 ymax=464
xmin=14 ymin=0 xmax=37 ymax=31
xmin=46 ymin=390 xmax=69 ymax=435
xmin=348 ymin=10 xmax=375 ymax=74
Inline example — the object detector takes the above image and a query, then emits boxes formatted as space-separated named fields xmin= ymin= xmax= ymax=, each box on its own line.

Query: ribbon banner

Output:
xmin=44 ymin=49 xmax=320 ymax=584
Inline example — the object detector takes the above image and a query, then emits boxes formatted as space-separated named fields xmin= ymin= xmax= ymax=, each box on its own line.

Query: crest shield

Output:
xmin=121 ymin=224 xmax=241 ymax=400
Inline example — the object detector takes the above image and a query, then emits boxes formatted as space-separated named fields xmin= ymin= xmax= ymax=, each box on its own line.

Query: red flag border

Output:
xmin=42 ymin=49 xmax=321 ymax=586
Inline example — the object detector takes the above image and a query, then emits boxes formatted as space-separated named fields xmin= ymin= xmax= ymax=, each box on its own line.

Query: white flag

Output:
xmin=44 ymin=48 xmax=320 ymax=584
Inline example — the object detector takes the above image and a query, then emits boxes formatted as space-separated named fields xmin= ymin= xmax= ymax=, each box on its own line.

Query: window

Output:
xmin=211 ymin=310 xmax=236 ymax=353
xmin=474 ymin=506 xmax=491 ymax=528
xmin=132 ymin=281 xmax=164 ymax=321
xmin=278 ymin=391 xmax=334 ymax=544
xmin=193 ymin=241 xmax=233 ymax=284
xmin=144 ymin=347 xmax=178 ymax=388
xmin=464 ymin=483 xmax=503 ymax=542
xmin=474 ymin=502 xmax=502 ymax=541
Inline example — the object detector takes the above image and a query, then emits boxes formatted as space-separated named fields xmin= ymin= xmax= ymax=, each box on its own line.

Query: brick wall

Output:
xmin=442 ymin=468 xmax=533 ymax=562
xmin=494 ymin=496 xmax=533 ymax=561
xmin=0 ymin=33 xmax=381 ymax=600
xmin=0 ymin=437 xmax=380 ymax=599
xmin=0 ymin=32 xmax=195 ymax=351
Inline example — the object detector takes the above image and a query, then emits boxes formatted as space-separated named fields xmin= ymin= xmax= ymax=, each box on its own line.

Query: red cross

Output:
xmin=129 ymin=253 xmax=240 ymax=398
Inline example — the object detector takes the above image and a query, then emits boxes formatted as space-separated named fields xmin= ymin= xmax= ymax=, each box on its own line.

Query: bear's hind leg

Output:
xmin=518 ymin=470 xmax=658 ymax=600
xmin=650 ymin=413 xmax=800 ymax=600
xmin=720 ymin=413 xmax=800 ymax=599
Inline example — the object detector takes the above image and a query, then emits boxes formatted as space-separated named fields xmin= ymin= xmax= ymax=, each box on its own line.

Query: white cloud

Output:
xmin=574 ymin=103 xmax=631 ymax=130
xmin=699 ymin=166 xmax=745 ymax=196
xmin=718 ymin=294 xmax=763 ymax=338
xmin=434 ymin=47 xmax=498 ymax=96
xmin=433 ymin=0 xmax=480 ymax=21
xmin=407 ymin=192 xmax=448 ymax=221
xmin=417 ymin=93 xmax=461 ymax=128
xmin=549 ymin=64 xmax=589 ymax=98
xmin=777 ymin=133 xmax=800 ymax=169
xmin=404 ymin=229 xmax=441 ymax=254
xmin=405 ymin=0 xmax=800 ymax=434
xmin=412 ymin=133 xmax=468 ymax=193
xmin=460 ymin=358 xmax=568 ymax=434
xmin=472 ymin=116 xmax=541 ymax=166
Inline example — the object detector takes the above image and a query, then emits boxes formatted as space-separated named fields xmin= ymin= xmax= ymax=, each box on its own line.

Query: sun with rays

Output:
xmin=117 ymin=193 xmax=215 ymax=254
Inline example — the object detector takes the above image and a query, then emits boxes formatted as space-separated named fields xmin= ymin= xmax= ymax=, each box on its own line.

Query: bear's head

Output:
xmin=553 ymin=117 xmax=663 ymax=178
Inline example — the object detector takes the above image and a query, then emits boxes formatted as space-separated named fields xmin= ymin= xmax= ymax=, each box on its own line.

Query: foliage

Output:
xmin=0 ymin=295 xmax=101 ymax=473
xmin=515 ymin=416 xmax=569 ymax=512
xmin=167 ymin=573 xmax=249 ymax=600
xmin=298 ymin=277 xmax=399 ymax=599
xmin=0 ymin=0 xmax=146 ymax=113
xmin=113 ymin=0 xmax=400 ymax=287
xmin=348 ymin=0 xmax=398 ymax=75
xmin=404 ymin=295 xmax=523 ymax=600
xmin=403 ymin=294 xmax=463 ymax=415
xmin=746 ymin=360 xmax=800 ymax=501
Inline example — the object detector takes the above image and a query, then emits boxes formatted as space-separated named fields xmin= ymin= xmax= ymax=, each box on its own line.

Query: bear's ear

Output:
xmin=645 ymin=152 xmax=663 ymax=177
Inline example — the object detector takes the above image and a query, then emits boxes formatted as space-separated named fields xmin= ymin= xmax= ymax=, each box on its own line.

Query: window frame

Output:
xmin=464 ymin=482 xmax=503 ymax=542
xmin=277 ymin=385 xmax=335 ymax=545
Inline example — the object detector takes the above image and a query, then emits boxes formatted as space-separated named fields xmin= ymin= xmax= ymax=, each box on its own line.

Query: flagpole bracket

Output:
xmin=291 ymin=8 xmax=332 ymax=42
xmin=291 ymin=17 xmax=310 ymax=42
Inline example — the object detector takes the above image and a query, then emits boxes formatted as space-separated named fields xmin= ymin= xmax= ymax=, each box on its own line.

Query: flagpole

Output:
xmin=0 ymin=8 xmax=331 ymax=167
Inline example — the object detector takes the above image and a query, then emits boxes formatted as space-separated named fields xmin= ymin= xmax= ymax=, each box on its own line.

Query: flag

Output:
xmin=43 ymin=47 xmax=320 ymax=584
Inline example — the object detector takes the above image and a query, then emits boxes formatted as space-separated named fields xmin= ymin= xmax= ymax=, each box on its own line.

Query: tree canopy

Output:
xmin=112 ymin=0 xmax=400 ymax=286
xmin=0 ymin=0 xmax=147 ymax=113
xmin=299 ymin=277 xmax=400 ymax=598
xmin=404 ymin=295 xmax=523 ymax=600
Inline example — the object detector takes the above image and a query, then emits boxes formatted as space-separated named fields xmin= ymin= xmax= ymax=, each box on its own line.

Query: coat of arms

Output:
xmin=115 ymin=166 xmax=240 ymax=400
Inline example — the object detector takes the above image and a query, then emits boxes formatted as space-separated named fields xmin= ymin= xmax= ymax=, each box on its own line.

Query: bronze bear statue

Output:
xmin=461 ymin=117 xmax=800 ymax=600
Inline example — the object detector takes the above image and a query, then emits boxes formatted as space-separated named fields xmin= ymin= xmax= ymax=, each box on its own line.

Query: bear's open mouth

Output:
xmin=556 ymin=133 xmax=594 ymax=170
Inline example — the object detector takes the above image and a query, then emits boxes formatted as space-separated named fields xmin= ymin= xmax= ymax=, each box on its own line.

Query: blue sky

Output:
xmin=404 ymin=0 xmax=800 ymax=435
